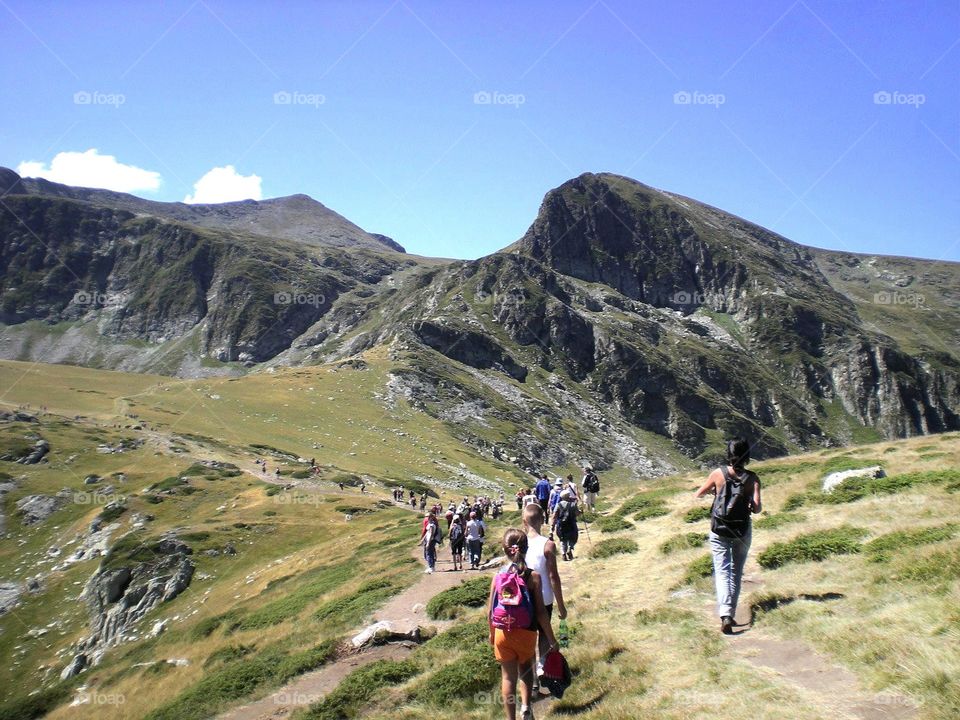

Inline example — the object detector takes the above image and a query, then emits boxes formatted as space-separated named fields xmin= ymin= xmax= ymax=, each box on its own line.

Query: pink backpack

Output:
xmin=490 ymin=568 xmax=534 ymax=631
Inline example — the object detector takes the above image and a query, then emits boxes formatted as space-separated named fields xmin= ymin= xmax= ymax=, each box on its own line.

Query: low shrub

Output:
xmin=634 ymin=504 xmax=670 ymax=521
xmin=590 ymin=537 xmax=639 ymax=559
xmin=866 ymin=524 xmax=958 ymax=563
xmin=683 ymin=553 xmax=714 ymax=584
xmin=757 ymin=526 xmax=867 ymax=569
xmin=426 ymin=577 xmax=490 ymax=620
xmin=412 ymin=647 xmax=499 ymax=706
xmin=753 ymin=512 xmax=805 ymax=530
xmin=660 ymin=532 xmax=708 ymax=555
xmin=683 ymin=506 xmax=711 ymax=523
xmin=596 ymin=515 xmax=633 ymax=533
xmin=300 ymin=659 xmax=420 ymax=720
xmin=313 ymin=579 xmax=400 ymax=626
xmin=636 ymin=605 xmax=696 ymax=625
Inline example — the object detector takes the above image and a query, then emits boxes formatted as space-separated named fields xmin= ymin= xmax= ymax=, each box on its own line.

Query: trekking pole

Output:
xmin=580 ymin=510 xmax=593 ymax=547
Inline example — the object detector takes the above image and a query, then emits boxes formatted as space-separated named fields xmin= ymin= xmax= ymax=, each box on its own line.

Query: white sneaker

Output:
xmin=426 ymin=568 xmax=434 ymax=574
xmin=520 ymin=706 xmax=534 ymax=720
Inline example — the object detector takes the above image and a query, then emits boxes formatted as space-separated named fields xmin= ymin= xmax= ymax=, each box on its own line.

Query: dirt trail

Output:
xmin=705 ymin=568 xmax=918 ymax=720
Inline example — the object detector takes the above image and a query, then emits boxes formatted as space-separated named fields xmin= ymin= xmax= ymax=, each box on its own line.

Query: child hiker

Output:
xmin=488 ymin=529 xmax=558 ymax=720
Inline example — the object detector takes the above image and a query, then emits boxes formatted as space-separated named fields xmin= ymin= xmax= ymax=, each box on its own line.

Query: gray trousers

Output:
xmin=709 ymin=527 xmax=751 ymax=619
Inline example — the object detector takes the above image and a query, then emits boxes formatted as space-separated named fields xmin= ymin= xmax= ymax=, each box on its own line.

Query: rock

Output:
xmin=351 ymin=620 xmax=392 ymax=648
xmin=0 ymin=582 xmax=22 ymax=616
xmin=84 ymin=475 xmax=101 ymax=485
xmin=223 ymin=543 xmax=236 ymax=556
xmin=203 ymin=549 xmax=220 ymax=557
xmin=16 ymin=439 xmax=50 ymax=465
xmin=167 ymin=658 xmax=189 ymax=667
xmin=822 ymin=466 xmax=885 ymax=493
xmin=151 ymin=620 xmax=167 ymax=637
xmin=0 ymin=410 xmax=37 ymax=423
xmin=60 ymin=653 xmax=88 ymax=679
xmin=15 ymin=494 xmax=66 ymax=525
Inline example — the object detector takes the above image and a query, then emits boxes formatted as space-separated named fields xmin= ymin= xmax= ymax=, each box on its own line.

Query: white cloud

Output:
xmin=184 ymin=165 xmax=262 ymax=204
xmin=16 ymin=149 xmax=161 ymax=193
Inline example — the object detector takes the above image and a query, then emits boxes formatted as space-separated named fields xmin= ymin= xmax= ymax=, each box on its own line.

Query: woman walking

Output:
xmin=695 ymin=437 xmax=762 ymax=634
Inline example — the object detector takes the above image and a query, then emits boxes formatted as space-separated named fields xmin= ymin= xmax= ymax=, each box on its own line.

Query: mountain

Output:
xmin=1 ymin=168 xmax=957 ymax=469
xmin=0 ymin=167 xmax=403 ymax=253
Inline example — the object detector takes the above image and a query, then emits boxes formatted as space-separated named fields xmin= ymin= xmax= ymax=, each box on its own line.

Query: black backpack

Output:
xmin=556 ymin=502 xmax=578 ymax=533
xmin=711 ymin=467 xmax=753 ymax=538
xmin=586 ymin=473 xmax=600 ymax=493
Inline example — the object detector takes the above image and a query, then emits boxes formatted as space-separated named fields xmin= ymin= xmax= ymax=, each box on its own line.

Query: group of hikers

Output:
xmin=414 ymin=439 xmax=761 ymax=720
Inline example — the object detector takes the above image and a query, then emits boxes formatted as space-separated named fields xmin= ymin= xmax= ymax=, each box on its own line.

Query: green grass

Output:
xmin=596 ymin=515 xmax=634 ymax=533
xmin=660 ymin=532 xmax=707 ymax=555
xmin=296 ymin=659 xmax=421 ymax=720
xmin=753 ymin=512 xmax=806 ymax=530
xmin=426 ymin=577 xmax=491 ymax=620
xmin=312 ymin=578 xmax=401 ymax=626
xmin=683 ymin=553 xmax=714 ymax=584
xmin=144 ymin=640 xmax=338 ymax=720
xmin=821 ymin=456 xmax=885 ymax=474
xmin=590 ymin=537 xmax=639 ymax=559
xmin=757 ymin=526 xmax=868 ymax=569
xmin=891 ymin=548 xmax=960 ymax=585
xmin=634 ymin=505 xmax=670 ymax=521
xmin=233 ymin=561 xmax=354 ymax=630
xmin=410 ymin=646 xmax=499 ymax=706
xmin=683 ymin=506 xmax=711 ymax=523
xmin=864 ymin=523 xmax=958 ymax=562
xmin=788 ymin=469 xmax=960 ymax=508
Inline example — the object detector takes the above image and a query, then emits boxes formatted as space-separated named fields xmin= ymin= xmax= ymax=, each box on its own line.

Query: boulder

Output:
xmin=822 ymin=466 xmax=886 ymax=493
xmin=16 ymin=494 xmax=65 ymax=524
xmin=16 ymin=439 xmax=49 ymax=465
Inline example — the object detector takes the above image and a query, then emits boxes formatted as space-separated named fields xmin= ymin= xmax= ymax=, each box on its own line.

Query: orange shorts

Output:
xmin=493 ymin=627 xmax=538 ymax=664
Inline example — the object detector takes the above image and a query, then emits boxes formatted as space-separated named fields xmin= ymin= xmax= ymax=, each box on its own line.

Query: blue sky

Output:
xmin=2 ymin=0 xmax=958 ymax=261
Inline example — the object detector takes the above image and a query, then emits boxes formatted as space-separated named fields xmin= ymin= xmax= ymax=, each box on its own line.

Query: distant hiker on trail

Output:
xmin=515 ymin=489 xmax=524 ymax=511
xmin=581 ymin=467 xmax=600 ymax=514
xmin=419 ymin=512 xmax=442 ymax=574
xmin=419 ymin=493 xmax=427 ymax=512
xmin=275 ymin=468 xmax=281 ymax=479
xmin=488 ymin=528 xmax=558 ymax=720
xmin=338 ymin=481 xmax=345 ymax=491
xmin=449 ymin=513 xmax=466 ymax=571
xmin=466 ymin=511 xmax=486 ymax=569
xmin=695 ymin=437 xmax=762 ymax=635
xmin=548 ymin=480 xmax=563 ymax=518
xmin=564 ymin=475 xmax=579 ymax=502
xmin=534 ymin=474 xmax=552 ymax=520
xmin=360 ymin=481 xmax=366 ymax=494
xmin=521 ymin=487 xmax=538 ymax=508
xmin=523 ymin=503 xmax=567 ymax=693
xmin=551 ymin=489 xmax=579 ymax=561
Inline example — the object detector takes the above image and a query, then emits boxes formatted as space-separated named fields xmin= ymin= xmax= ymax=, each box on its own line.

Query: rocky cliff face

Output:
xmin=1 ymin=169 xmax=957 ymax=465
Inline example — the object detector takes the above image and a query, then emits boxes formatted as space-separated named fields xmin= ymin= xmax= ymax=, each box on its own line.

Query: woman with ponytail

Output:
xmin=695 ymin=436 xmax=762 ymax=634
xmin=488 ymin=528 xmax=557 ymax=720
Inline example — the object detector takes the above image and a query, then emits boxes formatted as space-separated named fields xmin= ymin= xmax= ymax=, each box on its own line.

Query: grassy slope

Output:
xmin=3 ymin=356 xmax=959 ymax=719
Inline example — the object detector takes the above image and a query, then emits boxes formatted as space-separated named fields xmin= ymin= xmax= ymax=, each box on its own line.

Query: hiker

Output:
xmin=521 ymin=487 xmax=538 ymax=508
xmin=534 ymin=474 xmax=552 ymax=520
xmin=551 ymin=489 xmax=579 ymax=561
xmin=564 ymin=475 xmax=579 ymax=502
xmin=523 ymin=503 xmax=567 ymax=692
xmin=548 ymin=480 xmax=563 ymax=518
xmin=360 ymin=481 xmax=366 ymax=494
xmin=449 ymin=513 xmax=466 ymax=571
xmin=581 ymin=467 xmax=600 ymax=514
xmin=419 ymin=493 xmax=427 ymax=512
xmin=488 ymin=529 xmax=559 ymax=720
xmin=419 ymin=513 xmax=443 ymax=574
xmin=466 ymin=510 xmax=486 ymax=569
xmin=275 ymin=468 xmax=281 ymax=479
xmin=515 ymin=489 xmax=524 ymax=511
xmin=338 ymin=481 xmax=345 ymax=491
xmin=695 ymin=437 xmax=762 ymax=635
